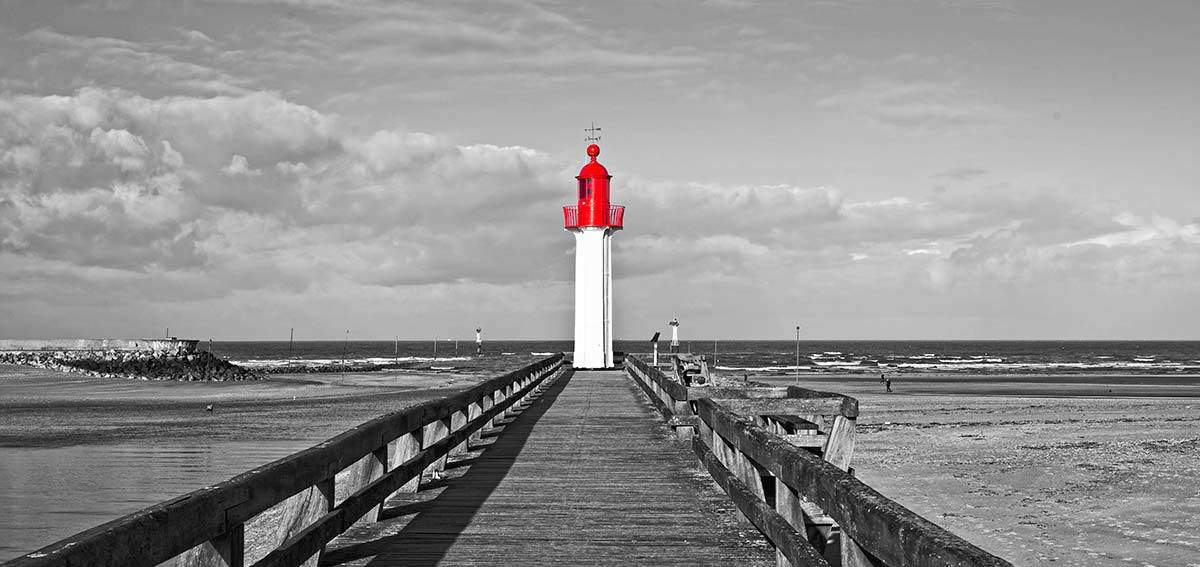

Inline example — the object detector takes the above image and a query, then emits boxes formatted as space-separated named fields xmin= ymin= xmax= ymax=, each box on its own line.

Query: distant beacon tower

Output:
xmin=475 ymin=327 xmax=483 ymax=355
xmin=564 ymin=143 xmax=624 ymax=369
xmin=669 ymin=317 xmax=680 ymax=348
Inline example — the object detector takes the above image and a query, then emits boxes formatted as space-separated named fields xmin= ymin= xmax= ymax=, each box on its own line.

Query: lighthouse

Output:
xmin=564 ymin=143 xmax=624 ymax=369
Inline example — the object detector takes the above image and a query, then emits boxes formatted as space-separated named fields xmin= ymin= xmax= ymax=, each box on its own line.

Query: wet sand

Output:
xmin=0 ymin=364 xmax=492 ymax=560
xmin=758 ymin=373 xmax=1200 ymax=567
xmin=4 ymin=367 xmax=1198 ymax=565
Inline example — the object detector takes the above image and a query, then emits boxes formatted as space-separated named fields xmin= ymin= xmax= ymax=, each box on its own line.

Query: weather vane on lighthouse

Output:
xmin=584 ymin=121 xmax=602 ymax=142
xmin=563 ymin=129 xmax=623 ymax=369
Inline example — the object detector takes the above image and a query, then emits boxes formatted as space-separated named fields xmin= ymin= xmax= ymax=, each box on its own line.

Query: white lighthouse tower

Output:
xmin=563 ymin=143 xmax=624 ymax=369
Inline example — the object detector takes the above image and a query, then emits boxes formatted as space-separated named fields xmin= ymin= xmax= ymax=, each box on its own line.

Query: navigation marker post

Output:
xmin=795 ymin=325 xmax=801 ymax=384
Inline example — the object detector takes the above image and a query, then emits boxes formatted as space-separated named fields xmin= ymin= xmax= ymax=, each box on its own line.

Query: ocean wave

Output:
xmin=715 ymin=365 xmax=810 ymax=372
xmin=235 ymin=356 xmax=471 ymax=367
xmin=713 ymin=360 xmax=1200 ymax=374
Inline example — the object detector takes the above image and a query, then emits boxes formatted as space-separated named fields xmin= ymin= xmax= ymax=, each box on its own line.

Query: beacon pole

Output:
xmin=795 ymin=325 xmax=801 ymax=384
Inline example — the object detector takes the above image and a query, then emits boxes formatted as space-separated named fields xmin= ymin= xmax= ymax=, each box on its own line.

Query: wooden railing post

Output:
xmin=468 ymin=400 xmax=484 ymax=444
xmin=392 ymin=430 xmax=422 ymax=495
xmin=423 ymin=417 xmax=451 ymax=476
xmin=841 ymin=534 xmax=885 ymax=567
xmin=774 ymin=479 xmax=801 ymax=567
xmin=180 ymin=524 xmax=244 ymax=567
xmin=343 ymin=444 xmax=391 ymax=524
xmin=6 ymin=354 xmax=566 ymax=567
xmin=490 ymin=388 xmax=505 ymax=427
xmin=823 ymin=415 xmax=856 ymax=471
xmin=450 ymin=409 xmax=469 ymax=457
xmin=274 ymin=477 xmax=334 ymax=567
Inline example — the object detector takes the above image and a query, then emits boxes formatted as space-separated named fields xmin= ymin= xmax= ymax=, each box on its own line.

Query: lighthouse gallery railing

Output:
xmin=562 ymin=204 xmax=624 ymax=230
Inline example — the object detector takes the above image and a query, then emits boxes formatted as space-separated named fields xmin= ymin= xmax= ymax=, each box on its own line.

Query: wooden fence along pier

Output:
xmin=5 ymin=354 xmax=1012 ymax=567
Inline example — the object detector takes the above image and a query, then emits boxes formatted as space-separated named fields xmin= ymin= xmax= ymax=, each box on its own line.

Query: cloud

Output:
xmin=935 ymin=166 xmax=987 ymax=181
xmin=16 ymin=27 xmax=248 ymax=96
xmin=817 ymin=80 xmax=995 ymax=129
xmin=2 ymin=87 xmax=1198 ymax=338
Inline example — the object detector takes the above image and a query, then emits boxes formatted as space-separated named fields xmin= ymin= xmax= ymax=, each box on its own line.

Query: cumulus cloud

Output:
xmin=2 ymin=86 xmax=1198 ymax=338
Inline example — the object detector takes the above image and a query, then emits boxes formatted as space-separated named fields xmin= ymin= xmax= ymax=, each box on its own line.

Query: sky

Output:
xmin=0 ymin=0 xmax=1198 ymax=340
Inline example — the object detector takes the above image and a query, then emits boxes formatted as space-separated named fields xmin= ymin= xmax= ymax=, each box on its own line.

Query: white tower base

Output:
xmin=573 ymin=227 xmax=613 ymax=368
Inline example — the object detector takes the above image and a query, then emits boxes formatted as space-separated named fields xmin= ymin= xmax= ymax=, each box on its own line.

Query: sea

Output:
xmin=209 ymin=339 xmax=1200 ymax=375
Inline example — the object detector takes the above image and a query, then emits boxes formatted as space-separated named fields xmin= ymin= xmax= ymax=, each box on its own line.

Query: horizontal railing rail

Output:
xmin=7 ymin=354 xmax=566 ymax=567
xmin=624 ymin=354 xmax=1010 ymax=567
xmin=695 ymin=398 xmax=1012 ymax=567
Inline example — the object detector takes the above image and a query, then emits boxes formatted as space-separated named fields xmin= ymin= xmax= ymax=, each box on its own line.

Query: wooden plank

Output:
xmin=449 ymin=409 xmax=469 ymax=456
xmin=823 ymin=415 xmax=856 ymax=471
xmin=765 ymin=415 xmax=820 ymax=432
xmin=422 ymin=418 xmax=451 ymax=477
xmin=714 ymin=398 xmax=851 ymax=418
xmin=779 ymin=434 xmax=825 ymax=448
xmin=693 ymin=436 xmax=831 ymax=567
xmin=842 ymin=535 xmax=887 ymax=567
xmin=689 ymin=386 xmax=793 ymax=399
xmin=4 ymin=355 xmax=565 ymax=567
xmin=252 ymin=365 xmax=563 ymax=567
xmin=694 ymin=398 xmax=1013 ymax=567
xmin=624 ymin=365 xmax=676 ymax=422
xmin=271 ymin=478 xmax=333 ymax=567
xmin=390 ymin=432 xmax=421 ymax=495
xmin=774 ymin=478 xmax=802 ymax=567
xmin=326 ymin=370 xmax=776 ymax=566
xmin=179 ymin=524 xmax=244 ymax=567
xmin=340 ymin=445 xmax=389 ymax=524
xmin=467 ymin=401 xmax=484 ymax=444
xmin=626 ymin=355 xmax=688 ymax=401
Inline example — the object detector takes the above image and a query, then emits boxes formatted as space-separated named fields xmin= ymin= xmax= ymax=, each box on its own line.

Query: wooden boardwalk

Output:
xmin=321 ymin=369 xmax=775 ymax=566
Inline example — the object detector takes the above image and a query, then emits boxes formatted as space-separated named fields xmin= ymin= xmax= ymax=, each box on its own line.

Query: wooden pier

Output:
xmin=4 ymin=354 xmax=1012 ymax=567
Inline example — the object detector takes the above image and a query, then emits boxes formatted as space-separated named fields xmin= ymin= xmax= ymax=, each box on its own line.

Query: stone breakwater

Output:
xmin=0 ymin=349 xmax=264 ymax=381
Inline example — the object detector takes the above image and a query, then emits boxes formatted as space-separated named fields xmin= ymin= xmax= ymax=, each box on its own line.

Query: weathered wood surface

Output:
xmin=694 ymin=398 xmax=1013 ymax=567
xmin=693 ymin=436 xmax=830 ymax=567
xmin=5 ymin=355 xmax=564 ymax=567
xmin=323 ymin=370 xmax=775 ymax=566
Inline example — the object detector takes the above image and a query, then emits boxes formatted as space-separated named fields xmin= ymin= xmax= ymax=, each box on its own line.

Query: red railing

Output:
xmin=608 ymin=205 xmax=624 ymax=229
xmin=563 ymin=205 xmax=624 ymax=230
xmin=563 ymin=205 xmax=579 ymax=228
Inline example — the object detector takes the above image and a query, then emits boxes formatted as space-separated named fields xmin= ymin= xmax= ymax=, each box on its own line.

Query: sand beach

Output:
xmin=0 ymin=363 xmax=501 ymax=560
xmin=3 ymin=364 xmax=1198 ymax=565
xmin=758 ymin=373 xmax=1200 ymax=567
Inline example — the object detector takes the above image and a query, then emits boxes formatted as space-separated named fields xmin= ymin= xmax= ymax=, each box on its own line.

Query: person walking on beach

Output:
xmin=885 ymin=374 xmax=893 ymax=393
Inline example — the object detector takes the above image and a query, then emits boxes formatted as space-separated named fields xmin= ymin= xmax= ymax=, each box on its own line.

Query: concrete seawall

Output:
xmin=0 ymin=339 xmax=199 ymax=355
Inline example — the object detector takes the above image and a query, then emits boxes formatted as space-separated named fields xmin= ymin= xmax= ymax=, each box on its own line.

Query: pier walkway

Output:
xmin=7 ymin=354 xmax=1012 ymax=567
xmin=324 ymin=369 xmax=774 ymax=566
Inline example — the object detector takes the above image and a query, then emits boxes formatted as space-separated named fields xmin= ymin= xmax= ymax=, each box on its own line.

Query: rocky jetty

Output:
xmin=0 ymin=349 xmax=264 ymax=381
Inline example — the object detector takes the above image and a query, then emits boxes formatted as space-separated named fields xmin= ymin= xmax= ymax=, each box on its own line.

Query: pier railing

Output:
xmin=8 ymin=354 xmax=565 ymax=567
xmin=624 ymin=355 xmax=1012 ymax=567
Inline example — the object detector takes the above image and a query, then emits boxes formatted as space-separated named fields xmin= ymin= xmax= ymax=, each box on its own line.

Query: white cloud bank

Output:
xmin=2 ymin=88 xmax=1198 ymax=339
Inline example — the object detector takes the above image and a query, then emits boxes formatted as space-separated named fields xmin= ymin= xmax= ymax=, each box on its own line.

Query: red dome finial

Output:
xmin=586 ymin=144 xmax=600 ymax=161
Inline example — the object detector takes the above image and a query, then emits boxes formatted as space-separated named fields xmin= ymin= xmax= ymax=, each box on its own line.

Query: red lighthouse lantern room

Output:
xmin=564 ymin=144 xmax=624 ymax=230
